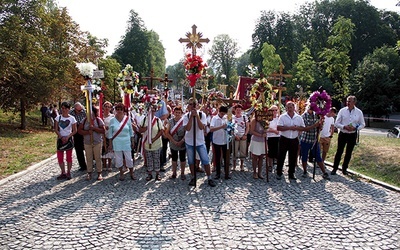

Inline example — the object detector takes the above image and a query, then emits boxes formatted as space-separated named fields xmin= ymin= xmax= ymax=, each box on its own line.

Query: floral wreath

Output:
xmin=249 ymin=77 xmax=273 ymax=111
xmin=207 ymin=91 xmax=224 ymax=101
xmin=309 ymin=89 xmax=331 ymax=116
xmin=184 ymin=54 xmax=207 ymax=87
xmin=116 ymin=64 xmax=140 ymax=94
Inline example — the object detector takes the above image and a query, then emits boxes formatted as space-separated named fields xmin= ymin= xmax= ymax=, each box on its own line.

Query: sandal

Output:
xmin=180 ymin=174 xmax=186 ymax=180
xmin=155 ymin=174 xmax=161 ymax=181
xmin=130 ymin=174 xmax=136 ymax=180
xmin=86 ymin=173 xmax=92 ymax=181
xmin=170 ymin=174 xmax=177 ymax=179
xmin=119 ymin=173 xmax=124 ymax=181
xmin=146 ymin=174 xmax=153 ymax=181
xmin=253 ymin=173 xmax=258 ymax=179
xmin=97 ymin=174 xmax=103 ymax=181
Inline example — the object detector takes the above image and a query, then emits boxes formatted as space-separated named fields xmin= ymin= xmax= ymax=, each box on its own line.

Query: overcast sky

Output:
xmin=57 ymin=0 xmax=399 ymax=66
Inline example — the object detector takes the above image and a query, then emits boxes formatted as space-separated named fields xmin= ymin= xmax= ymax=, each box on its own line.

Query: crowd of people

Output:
xmin=52 ymin=93 xmax=365 ymax=187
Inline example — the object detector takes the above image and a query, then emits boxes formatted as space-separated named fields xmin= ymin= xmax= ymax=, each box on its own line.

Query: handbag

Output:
xmin=57 ymin=137 xmax=74 ymax=151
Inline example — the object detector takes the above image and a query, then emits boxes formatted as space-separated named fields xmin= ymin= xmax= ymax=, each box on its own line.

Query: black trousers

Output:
xmin=277 ymin=136 xmax=299 ymax=176
xmin=213 ymin=143 xmax=228 ymax=177
xmin=160 ymin=137 xmax=169 ymax=167
xmin=73 ymin=133 xmax=87 ymax=169
xmin=333 ymin=132 xmax=357 ymax=171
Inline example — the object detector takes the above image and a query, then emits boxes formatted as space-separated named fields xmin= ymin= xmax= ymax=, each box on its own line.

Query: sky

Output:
xmin=57 ymin=0 xmax=399 ymax=67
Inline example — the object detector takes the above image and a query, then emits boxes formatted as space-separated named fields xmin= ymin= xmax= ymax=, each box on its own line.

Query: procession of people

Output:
xmin=53 ymin=82 xmax=364 ymax=187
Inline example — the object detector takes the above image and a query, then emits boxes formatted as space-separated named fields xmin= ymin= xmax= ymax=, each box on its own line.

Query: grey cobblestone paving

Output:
xmin=0 ymin=154 xmax=399 ymax=249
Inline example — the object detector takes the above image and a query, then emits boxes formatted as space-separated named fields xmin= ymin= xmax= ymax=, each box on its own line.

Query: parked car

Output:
xmin=387 ymin=125 xmax=400 ymax=138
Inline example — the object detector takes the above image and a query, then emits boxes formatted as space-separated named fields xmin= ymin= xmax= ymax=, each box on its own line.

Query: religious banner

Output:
xmin=233 ymin=76 xmax=257 ymax=110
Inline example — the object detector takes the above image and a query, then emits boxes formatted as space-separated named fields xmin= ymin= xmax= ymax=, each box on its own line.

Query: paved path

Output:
xmin=0 ymin=155 xmax=399 ymax=249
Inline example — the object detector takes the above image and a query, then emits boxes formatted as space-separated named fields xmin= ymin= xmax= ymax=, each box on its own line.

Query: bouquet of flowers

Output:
xmin=183 ymin=54 xmax=207 ymax=87
xmin=249 ymin=78 xmax=273 ymax=111
xmin=76 ymin=62 xmax=97 ymax=79
xmin=116 ymin=64 xmax=140 ymax=94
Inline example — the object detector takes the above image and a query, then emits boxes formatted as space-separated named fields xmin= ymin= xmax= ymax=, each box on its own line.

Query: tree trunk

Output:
xmin=20 ymin=98 xmax=27 ymax=130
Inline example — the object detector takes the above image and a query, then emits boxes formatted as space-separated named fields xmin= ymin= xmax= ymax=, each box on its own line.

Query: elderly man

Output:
xmin=331 ymin=96 xmax=365 ymax=175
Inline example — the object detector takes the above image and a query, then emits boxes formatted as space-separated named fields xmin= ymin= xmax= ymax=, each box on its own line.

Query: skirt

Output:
xmin=249 ymin=140 xmax=266 ymax=156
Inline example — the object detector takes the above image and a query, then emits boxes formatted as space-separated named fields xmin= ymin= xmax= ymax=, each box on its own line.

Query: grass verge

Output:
xmin=326 ymin=134 xmax=400 ymax=188
xmin=0 ymin=110 xmax=55 ymax=179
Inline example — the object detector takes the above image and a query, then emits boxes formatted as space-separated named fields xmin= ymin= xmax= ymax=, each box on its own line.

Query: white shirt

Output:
xmin=267 ymin=117 xmax=280 ymax=138
xmin=56 ymin=115 xmax=77 ymax=137
xmin=277 ymin=112 xmax=305 ymax=139
xmin=335 ymin=106 xmax=365 ymax=133
xmin=320 ymin=116 xmax=335 ymax=138
xmin=232 ymin=115 xmax=247 ymax=137
xmin=183 ymin=111 xmax=207 ymax=146
xmin=211 ymin=114 xmax=228 ymax=145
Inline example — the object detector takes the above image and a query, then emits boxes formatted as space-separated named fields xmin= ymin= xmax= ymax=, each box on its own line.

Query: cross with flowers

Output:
xmin=180 ymin=25 xmax=209 ymax=97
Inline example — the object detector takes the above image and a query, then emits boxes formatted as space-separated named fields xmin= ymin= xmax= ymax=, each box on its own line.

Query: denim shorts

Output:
xmin=185 ymin=143 xmax=210 ymax=165
xmin=300 ymin=141 xmax=322 ymax=163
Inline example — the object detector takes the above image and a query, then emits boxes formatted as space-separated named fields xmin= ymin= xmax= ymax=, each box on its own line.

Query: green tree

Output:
xmin=351 ymin=45 xmax=400 ymax=117
xmin=0 ymin=0 xmax=69 ymax=129
xmin=208 ymin=34 xmax=239 ymax=86
xmin=112 ymin=10 xmax=150 ymax=76
xmin=290 ymin=46 xmax=316 ymax=95
xmin=260 ymin=43 xmax=282 ymax=76
xmin=98 ymin=57 xmax=121 ymax=104
xmin=319 ymin=16 xmax=355 ymax=103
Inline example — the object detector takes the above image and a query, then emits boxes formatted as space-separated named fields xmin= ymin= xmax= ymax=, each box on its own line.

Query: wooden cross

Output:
xmin=179 ymin=24 xmax=210 ymax=56
xmin=142 ymin=68 xmax=162 ymax=89
xmin=160 ymin=73 xmax=173 ymax=101
xmin=269 ymin=63 xmax=292 ymax=107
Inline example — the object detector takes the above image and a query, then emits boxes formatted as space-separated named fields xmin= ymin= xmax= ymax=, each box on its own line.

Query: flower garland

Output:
xmin=76 ymin=62 xmax=97 ymax=79
xmin=309 ymin=90 xmax=331 ymax=116
xmin=183 ymin=54 xmax=207 ymax=87
xmin=116 ymin=64 xmax=140 ymax=94
xmin=249 ymin=77 xmax=273 ymax=111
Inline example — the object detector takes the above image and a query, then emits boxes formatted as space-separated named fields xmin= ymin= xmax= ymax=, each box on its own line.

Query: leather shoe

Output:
xmin=289 ymin=175 xmax=297 ymax=180
xmin=331 ymin=169 xmax=337 ymax=175
xmin=224 ymin=175 xmax=231 ymax=180
xmin=214 ymin=174 xmax=220 ymax=179
xmin=342 ymin=170 xmax=349 ymax=175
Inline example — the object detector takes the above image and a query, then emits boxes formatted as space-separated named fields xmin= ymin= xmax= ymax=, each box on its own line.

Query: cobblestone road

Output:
xmin=0 ymin=154 xmax=399 ymax=249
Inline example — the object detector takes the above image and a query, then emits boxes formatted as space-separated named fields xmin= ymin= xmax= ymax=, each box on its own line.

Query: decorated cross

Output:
xmin=179 ymin=24 xmax=210 ymax=56
xmin=269 ymin=63 xmax=292 ymax=107
xmin=142 ymin=68 xmax=162 ymax=90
